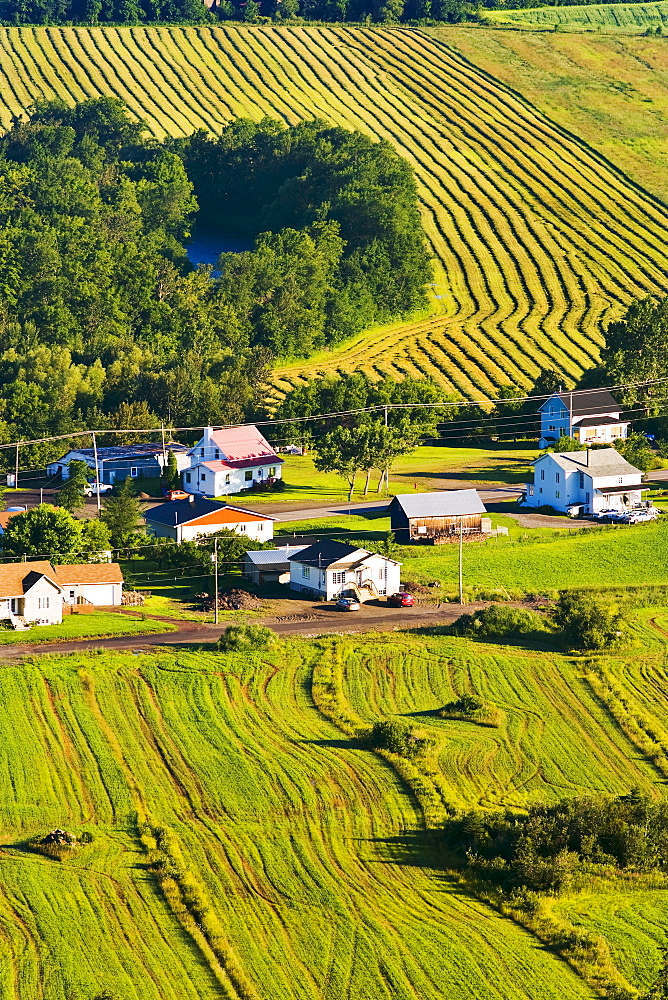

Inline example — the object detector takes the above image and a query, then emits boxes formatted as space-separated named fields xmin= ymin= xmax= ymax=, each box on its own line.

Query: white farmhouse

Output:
xmin=288 ymin=540 xmax=401 ymax=601
xmin=0 ymin=560 xmax=124 ymax=627
xmin=144 ymin=496 xmax=275 ymax=543
xmin=183 ymin=425 xmax=283 ymax=497
xmin=524 ymin=448 xmax=647 ymax=516
xmin=539 ymin=390 xmax=629 ymax=449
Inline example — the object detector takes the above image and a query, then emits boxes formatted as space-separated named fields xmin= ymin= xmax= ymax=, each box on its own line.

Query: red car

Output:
xmin=387 ymin=592 xmax=415 ymax=608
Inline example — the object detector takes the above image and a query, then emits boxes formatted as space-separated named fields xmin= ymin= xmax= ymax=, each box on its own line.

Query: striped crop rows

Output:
xmin=487 ymin=1 xmax=668 ymax=30
xmin=0 ymin=26 xmax=666 ymax=399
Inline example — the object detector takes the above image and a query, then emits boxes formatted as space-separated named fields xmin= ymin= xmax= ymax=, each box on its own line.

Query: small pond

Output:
xmin=186 ymin=231 xmax=253 ymax=268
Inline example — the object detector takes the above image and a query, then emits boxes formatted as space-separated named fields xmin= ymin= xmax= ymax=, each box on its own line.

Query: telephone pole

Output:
xmin=213 ymin=536 xmax=219 ymax=626
xmin=459 ymin=516 xmax=463 ymax=605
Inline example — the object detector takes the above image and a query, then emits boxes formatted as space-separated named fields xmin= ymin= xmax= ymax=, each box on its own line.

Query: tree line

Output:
xmin=0 ymin=100 xmax=430 ymax=468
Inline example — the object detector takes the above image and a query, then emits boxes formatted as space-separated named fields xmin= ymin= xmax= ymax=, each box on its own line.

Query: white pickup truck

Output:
xmin=83 ymin=481 xmax=113 ymax=496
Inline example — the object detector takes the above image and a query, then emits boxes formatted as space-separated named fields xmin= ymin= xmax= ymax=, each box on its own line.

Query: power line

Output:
xmin=0 ymin=375 xmax=666 ymax=453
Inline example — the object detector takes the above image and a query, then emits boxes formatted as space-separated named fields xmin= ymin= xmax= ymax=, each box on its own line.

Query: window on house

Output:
xmin=225 ymin=474 xmax=230 ymax=484
xmin=130 ymin=467 xmax=138 ymax=477
xmin=269 ymin=466 xmax=276 ymax=476
xmin=258 ymin=524 xmax=263 ymax=531
xmin=586 ymin=492 xmax=590 ymax=502
xmin=555 ymin=491 xmax=560 ymax=499
xmin=379 ymin=567 xmax=387 ymax=581
xmin=332 ymin=571 xmax=345 ymax=585
xmin=302 ymin=565 xmax=310 ymax=579
xmin=539 ymin=487 xmax=543 ymax=494
xmin=619 ymin=477 xmax=623 ymax=484
xmin=215 ymin=450 xmax=220 ymax=458
xmin=200 ymin=448 xmax=204 ymax=456
xmin=579 ymin=473 xmax=584 ymax=488
xmin=239 ymin=524 xmax=246 ymax=532
xmin=555 ymin=473 xmax=560 ymax=483
xmin=528 ymin=484 xmax=534 ymax=496
xmin=38 ymin=596 xmax=50 ymax=609
xmin=185 ymin=472 xmax=191 ymax=484
xmin=540 ymin=470 xmax=545 ymax=481
xmin=245 ymin=470 xmax=253 ymax=482
xmin=549 ymin=425 xmax=556 ymax=433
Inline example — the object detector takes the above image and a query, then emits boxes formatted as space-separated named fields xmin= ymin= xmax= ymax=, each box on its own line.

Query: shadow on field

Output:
xmin=364 ymin=829 xmax=454 ymax=873
xmin=398 ymin=708 xmax=501 ymax=729
xmin=301 ymin=737 xmax=367 ymax=750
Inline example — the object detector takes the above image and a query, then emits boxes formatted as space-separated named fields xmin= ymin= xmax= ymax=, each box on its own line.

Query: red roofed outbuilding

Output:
xmin=183 ymin=425 xmax=283 ymax=496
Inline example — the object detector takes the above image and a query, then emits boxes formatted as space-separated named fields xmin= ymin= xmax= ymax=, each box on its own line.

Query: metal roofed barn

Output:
xmin=389 ymin=489 xmax=489 ymax=543
xmin=242 ymin=545 xmax=309 ymax=585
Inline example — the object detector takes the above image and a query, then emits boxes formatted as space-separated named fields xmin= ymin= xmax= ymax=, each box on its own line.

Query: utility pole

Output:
xmin=161 ymin=422 xmax=167 ymax=471
xmin=14 ymin=442 xmax=19 ymax=490
xmin=91 ymin=432 xmax=101 ymax=513
xmin=383 ymin=404 xmax=389 ymax=492
xmin=213 ymin=536 xmax=219 ymax=626
xmin=459 ymin=516 xmax=463 ymax=605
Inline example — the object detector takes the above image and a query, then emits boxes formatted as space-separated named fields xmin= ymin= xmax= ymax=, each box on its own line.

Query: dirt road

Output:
xmin=0 ymin=601 xmax=480 ymax=659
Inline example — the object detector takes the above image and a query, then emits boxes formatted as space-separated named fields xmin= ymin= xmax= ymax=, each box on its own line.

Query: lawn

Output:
xmin=4 ymin=613 xmax=668 ymax=996
xmin=0 ymin=611 xmax=176 ymax=644
xmin=227 ymin=443 xmax=537 ymax=505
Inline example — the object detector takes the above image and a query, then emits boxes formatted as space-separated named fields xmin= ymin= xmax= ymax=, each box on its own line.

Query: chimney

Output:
xmin=188 ymin=493 xmax=195 ymax=503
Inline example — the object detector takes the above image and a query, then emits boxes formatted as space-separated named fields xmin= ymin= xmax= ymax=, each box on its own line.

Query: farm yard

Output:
xmin=0 ymin=27 xmax=666 ymax=399
xmin=3 ymin=618 xmax=668 ymax=998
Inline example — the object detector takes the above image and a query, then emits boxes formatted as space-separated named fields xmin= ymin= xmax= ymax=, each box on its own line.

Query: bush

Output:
xmin=368 ymin=720 xmax=433 ymax=759
xmin=439 ymin=694 xmax=500 ymax=726
xmin=553 ymin=592 xmax=627 ymax=651
xmin=449 ymin=604 xmax=547 ymax=640
xmin=216 ymin=624 xmax=276 ymax=652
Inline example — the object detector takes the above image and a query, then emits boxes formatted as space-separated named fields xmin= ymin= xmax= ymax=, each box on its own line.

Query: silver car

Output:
xmin=336 ymin=596 xmax=361 ymax=612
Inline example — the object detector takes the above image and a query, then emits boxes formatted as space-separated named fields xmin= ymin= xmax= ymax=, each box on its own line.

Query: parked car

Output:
xmin=387 ymin=592 xmax=415 ymax=608
xmin=336 ymin=596 xmax=360 ymax=612
xmin=626 ymin=510 xmax=654 ymax=524
xmin=83 ymin=481 xmax=113 ymax=496
xmin=163 ymin=489 xmax=189 ymax=501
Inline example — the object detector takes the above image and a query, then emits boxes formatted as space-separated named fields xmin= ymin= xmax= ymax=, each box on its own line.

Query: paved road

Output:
xmin=258 ymin=487 xmax=523 ymax=522
xmin=0 ymin=601 xmax=481 ymax=659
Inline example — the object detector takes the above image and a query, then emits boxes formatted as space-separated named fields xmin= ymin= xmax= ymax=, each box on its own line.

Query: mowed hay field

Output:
xmin=0 ymin=645 xmax=599 ymax=1000
xmin=0 ymin=27 xmax=668 ymax=399
xmin=485 ymin=1 xmax=668 ymax=31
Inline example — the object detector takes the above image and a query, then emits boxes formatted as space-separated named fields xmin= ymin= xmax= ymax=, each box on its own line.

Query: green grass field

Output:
xmin=278 ymin=510 xmax=668 ymax=598
xmin=0 ymin=26 xmax=665 ymax=400
xmin=3 ymin=612 xmax=668 ymax=997
xmin=0 ymin=611 xmax=175 ymax=644
xmin=232 ymin=443 xmax=537 ymax=504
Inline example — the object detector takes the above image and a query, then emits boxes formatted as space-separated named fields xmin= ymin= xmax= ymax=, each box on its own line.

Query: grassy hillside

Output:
xmin=0 ymin=27 xmax=667 ymax=401
xmin=4 ymin=623 xmax=668 ymax=996
xmin=484 ymin=0 xmax=668 ymax=31
xmin=0 ymin=645 xmax=596 ymax=1000
xmin=442 ymin=28 xmax=668 ymax=203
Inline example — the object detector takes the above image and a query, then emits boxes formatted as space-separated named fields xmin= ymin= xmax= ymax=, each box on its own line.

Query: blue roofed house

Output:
xmin=539 ymin=390 xmax=630 ymax=449
xmin=47 ymin=443 xmax=191 ymax=485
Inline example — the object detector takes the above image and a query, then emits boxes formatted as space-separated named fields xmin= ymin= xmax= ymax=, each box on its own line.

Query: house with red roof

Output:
xmin=144 ymin=497 xmax=275 ymax=542
xmin=182 ymin=425 xmax=283 ymax=497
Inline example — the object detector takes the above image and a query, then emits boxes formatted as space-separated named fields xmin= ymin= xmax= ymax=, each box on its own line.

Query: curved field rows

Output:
xmin=0 ymin=649 xmax=594 ymax=1000
xmin=0 ymin=27 xmax=666 ymax=398
xmin=486 ymin=1 xmax=668 ymax=31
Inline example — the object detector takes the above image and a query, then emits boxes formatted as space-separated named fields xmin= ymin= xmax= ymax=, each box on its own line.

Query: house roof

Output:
xmin=536 ymin=448 xmax=642 ymax=477
xmin=196 ymin=456 xmax=284 ymax=474
xmin=287 ymin=540 xmax=364 ymax=569
xmin=244 ymin=546 xmax=308 ymax=567
xmin=0 ymin=561 xmax=62 ymax=597
xmin=53 ymin=443 xmax=188 ymax=464
xmin=540 ymin=389 xmax=621 ymax=417
xmin=575 ymin=415 xmax=630 ymax=428
xmin=195 ymin=425 xmax=280 ymax=463
xmin=53 ymin=563 xmax=124 ymax=585
xmin=392 ymin=489 xmax=487 ymax=518
xmin=144 ymin=498 xmax=275 ymax=527
xmin=0 ymin=511 xmax=21 ymax=530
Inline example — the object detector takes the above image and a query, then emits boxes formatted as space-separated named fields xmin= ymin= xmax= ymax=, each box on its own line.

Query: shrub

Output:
xmin=449 ymin=604 xmax=547 ymax=640
xmin=216 ymin=624 xmax=276 ymax=652
xmin=368 ymin=720 xmax=433 ymax=759
xmin=439 ymin=694 xmax=500 ymax=725
xmin=552 ymin=591 xmax=627 ymax=650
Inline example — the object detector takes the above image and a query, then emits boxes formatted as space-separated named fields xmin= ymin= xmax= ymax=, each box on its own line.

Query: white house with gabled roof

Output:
xmin=288 ymin=540 xmax=401 ymax=601
xmin=183 ymin=425 xmax=283 ymax=497
xmin=524 ymin=448 xmax=647 ymax=515
xmin=539 ymin=390 xmax=630 ymax=449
